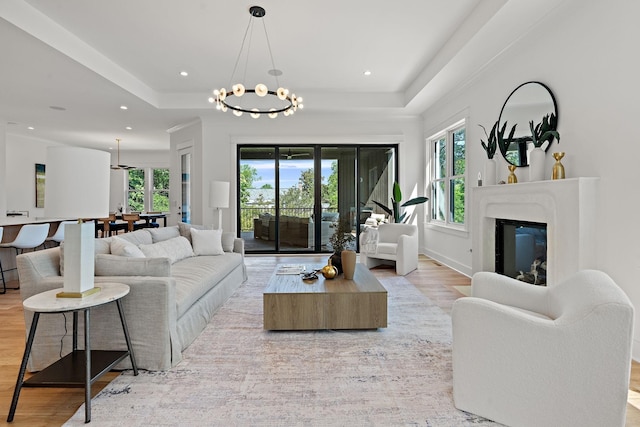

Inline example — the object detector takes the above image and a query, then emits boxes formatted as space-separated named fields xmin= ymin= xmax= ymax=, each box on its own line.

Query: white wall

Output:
xmin=422 ymin=0 xmax=640 ymax=358
xmin=5 ymin=135 xmax=59 ymax=217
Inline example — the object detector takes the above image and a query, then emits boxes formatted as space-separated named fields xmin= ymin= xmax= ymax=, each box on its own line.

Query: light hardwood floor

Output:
xmin=0 ymin=255 xmax=638 ymax=426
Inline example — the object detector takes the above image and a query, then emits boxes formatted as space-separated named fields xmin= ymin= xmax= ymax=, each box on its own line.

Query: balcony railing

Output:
xmin=240 ymin=207 xmax=337 ymax=231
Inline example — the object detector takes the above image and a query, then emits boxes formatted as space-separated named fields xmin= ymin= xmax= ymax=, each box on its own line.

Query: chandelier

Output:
xmin=110 ymin=138 xmax=134 ymax=170
xmin=208 ymin=6 xmax=303 ymax=118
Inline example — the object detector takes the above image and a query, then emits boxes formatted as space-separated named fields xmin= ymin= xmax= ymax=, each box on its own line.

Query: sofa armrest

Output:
xmin=233 ymin=237 xmax=245 ymax=257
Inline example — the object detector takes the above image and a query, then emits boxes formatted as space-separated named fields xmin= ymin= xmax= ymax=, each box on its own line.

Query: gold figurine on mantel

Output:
xmin=552 ymin=152 xmax=565 ymax=180
xmin=507 ymin=165 xmax=518 ymax=184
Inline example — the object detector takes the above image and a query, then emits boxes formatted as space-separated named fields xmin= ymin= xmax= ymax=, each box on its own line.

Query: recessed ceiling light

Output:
xmin=49 ymin=105 xmax=67 ymax=111
xmin=27 ymin=126 xmax=35 ymax=130
xmin=180 ymin=71 xmax=189 ymax=77
xmin=363 ymin=70 xmax=372 ymax=76
xmin=125 ymin=126 xmax=133 ymax=130
xmin=120 ymin=105 xmax=128 ymax=110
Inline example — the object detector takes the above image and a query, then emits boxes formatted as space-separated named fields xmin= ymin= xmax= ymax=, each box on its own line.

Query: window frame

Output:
xmin=126 ymin=167 xmax=170 ymax=212
xmin=427 ymin=119 xmax=467 ymax=231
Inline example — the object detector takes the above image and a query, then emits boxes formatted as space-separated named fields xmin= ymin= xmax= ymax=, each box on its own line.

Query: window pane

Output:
xmin=128 ymin=169 xmax=144 ymax=212
xmin=432 ymin=180 xmax=445 ymax=221
xmin=452 ymin=128 xmax=465 ymax=176
xmin=434 ymin=137 xmax=446 ymax=179
xmin=152 ymin=168 xmax=169 ymax=211
xmin=450 ymin=177 xmax=465 ymax=224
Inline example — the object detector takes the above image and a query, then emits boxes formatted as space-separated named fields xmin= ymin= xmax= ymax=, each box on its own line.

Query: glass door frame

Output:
xmin=237 ymin=144 xmax=398 ymax=254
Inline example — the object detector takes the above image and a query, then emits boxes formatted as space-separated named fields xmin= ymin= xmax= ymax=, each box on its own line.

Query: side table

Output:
xmin=7 ymin=282 xmax=138 ymax=423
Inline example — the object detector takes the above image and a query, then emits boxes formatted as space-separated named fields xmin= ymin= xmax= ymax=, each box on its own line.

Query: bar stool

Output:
xmin=44 ymin=220 xmax=77 ymax=248
xmin=0 ymin=223 xmax=50 ymax=291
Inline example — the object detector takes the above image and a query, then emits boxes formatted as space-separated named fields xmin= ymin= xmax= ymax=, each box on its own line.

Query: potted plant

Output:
xmin=373 ymin=181 xmax=428 ymax=224
xmin=328 ymin=218 xmax=355 ymax=273
xmin=528 ymin=113 xmax=560 ymax=181
xmin=479 ymin=121 xmax=499 ymax=185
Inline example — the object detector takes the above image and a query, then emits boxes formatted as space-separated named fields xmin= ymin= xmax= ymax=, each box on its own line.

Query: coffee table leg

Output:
xmin=7 ymin=312 xmax=40 ymax=422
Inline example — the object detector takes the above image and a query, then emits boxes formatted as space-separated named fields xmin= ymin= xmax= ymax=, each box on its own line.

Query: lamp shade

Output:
xmin=44 ymin=146 xmax=110 ymax=297
xmin=45 ymin=146 xmax=110 ymax=218
xmin=209 ymin=181 xmax=230 ymax=209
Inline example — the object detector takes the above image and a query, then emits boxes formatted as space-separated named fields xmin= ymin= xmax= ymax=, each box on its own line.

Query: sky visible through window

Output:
xmin=243 ymin=159 xmax=334 ymax=189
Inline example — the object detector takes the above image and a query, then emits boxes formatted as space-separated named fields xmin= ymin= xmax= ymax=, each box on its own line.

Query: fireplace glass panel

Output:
xmin=495 ymin=219 xmax=547 ymax=286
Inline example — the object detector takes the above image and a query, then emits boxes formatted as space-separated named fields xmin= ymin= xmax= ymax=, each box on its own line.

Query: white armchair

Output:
xmin=452 ymin=270 xmax=634 ymax=427
xmin=359 ymin=223 xmax=418 ymax=275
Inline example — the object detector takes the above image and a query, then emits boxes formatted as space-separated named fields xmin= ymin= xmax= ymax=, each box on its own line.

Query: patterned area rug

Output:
xmin=64 ymin=265 xmax=497 ymax=426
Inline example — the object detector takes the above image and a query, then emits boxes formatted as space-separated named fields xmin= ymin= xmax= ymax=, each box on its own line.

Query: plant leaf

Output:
xmin=401 ymin=197 xmax=428 ymax=207
xmin=372 ymin=200 xmax=393 ymax=217
xmin=392 ymin=182 xmax=402 ymax=204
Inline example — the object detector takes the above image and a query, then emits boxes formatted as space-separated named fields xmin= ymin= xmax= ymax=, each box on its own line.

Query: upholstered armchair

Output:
xmin=359 ymin=223 xmax=418 ymax=275
xmin=452 ymin=270 xmax=634 ymax=427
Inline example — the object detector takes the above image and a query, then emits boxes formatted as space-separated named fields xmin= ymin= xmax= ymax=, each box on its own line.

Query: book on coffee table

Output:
xmin=275 ymin=264 xmax=306 ymax=275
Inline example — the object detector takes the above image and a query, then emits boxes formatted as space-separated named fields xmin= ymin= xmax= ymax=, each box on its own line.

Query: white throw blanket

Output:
xmin=361 ymin=227 xmax=378 ymax=254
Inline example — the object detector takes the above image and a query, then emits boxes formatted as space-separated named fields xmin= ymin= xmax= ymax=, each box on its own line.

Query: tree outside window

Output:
xmin=152 ymin=169 xmax=170 ymax=211
xmin=128 ymin=169 xmax=145 ymax=212
xmin=127 ymin=168 xmax=169 ymax=212
xmin=429 ymin=120 xmax=466 ymax=227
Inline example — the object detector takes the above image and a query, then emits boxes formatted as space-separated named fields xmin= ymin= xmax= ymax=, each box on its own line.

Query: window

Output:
xmin=428 ymin=120 xmax=466 ymax=227
xmin=127 ymin=168 xmax=169 ymax=212
xmin=152 ymin=169 xmax=170 ymax=211
xmin=128 ymin=169 xmax=145 ymax=212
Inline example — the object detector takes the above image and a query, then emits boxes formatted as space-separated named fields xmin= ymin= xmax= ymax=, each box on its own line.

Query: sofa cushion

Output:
xmin=94 ymin=254 xmax=171 ymax=276
xmin=377 ymin=242 xmax=397 ymax=255
xmin=171 ymin=253 xmax=243 ymax=318
xmin=148 ymin=226 xmax=180 ymax=243
xmin=139 ymin=236 xmax=194 ymax=264
xmin=110 ymin=236 xmax=145 ymax=258
xmin=190 ymin=228 xmax=224 ymax=256
xmin=116 ymin=229 xmax=153 ymax=246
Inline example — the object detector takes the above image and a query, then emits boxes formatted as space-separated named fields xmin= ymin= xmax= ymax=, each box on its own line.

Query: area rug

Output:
xmin=64 ymin=265 xmax=498 ymax=426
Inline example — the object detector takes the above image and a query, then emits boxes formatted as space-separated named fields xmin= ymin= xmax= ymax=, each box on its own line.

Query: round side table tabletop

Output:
xmin=23 ymin=283 xmax=130 ymax=312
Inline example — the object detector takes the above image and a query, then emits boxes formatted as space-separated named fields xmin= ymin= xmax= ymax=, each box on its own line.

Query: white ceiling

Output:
xmin=0 ymin=0 xmax=563 ymax=152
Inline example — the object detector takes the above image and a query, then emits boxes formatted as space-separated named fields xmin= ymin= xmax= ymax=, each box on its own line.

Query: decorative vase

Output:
xmin=341 ymin=250 xmax=356 ymax=280
xmin=507 ymin=165 xmax=518 ymax=184
xmin=552 ymin=152 xmax=565 ymax=180
xmin=484 ymin=158 xmax=497 ymax=186
xmin=329 ymin=252 xmax=343 ymax=274
xmin=322 ymin=258 xmax=338 ymax=279
xmin=529 ymin=147 xmax=545 ymax=181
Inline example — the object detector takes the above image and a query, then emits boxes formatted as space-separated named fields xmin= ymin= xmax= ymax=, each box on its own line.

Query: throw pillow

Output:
xmin=148 ymin=226 xmax=180 ymax=243
xmin=139 ymin=236 xmax=194 ymax=264
xmin=190 ymin=228 xmax=224 ymax=256
xmin=178 ymin=222 xmax=212 ymax=243
xmin=221 ymin=232 xmax=234 ymax=252
xmin=110 ymin=236 xmax=146 ymax=258
xmin=94 ymin=254 xmax=171 ymax=277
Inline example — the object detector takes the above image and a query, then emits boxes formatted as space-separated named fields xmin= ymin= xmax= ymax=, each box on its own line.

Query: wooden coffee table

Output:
xmin=263 ymin=263 xmax=387 ymax=330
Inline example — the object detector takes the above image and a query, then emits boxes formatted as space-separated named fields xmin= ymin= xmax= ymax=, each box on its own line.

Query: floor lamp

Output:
xmin=45 ymin=146 xmax=110 ymax=298
xmin=209 ymin=181 xmax=229 ymax=230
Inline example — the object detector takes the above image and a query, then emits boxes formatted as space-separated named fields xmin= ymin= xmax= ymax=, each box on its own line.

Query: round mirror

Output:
xmin=498 ymin=81 xmax=558 ymax=167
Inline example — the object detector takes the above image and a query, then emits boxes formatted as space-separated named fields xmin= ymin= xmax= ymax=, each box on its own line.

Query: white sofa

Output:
xmin=359 ymin=223 xmax=418 ymax=275
xmin=452 ymin=270 xmax=634 ymax=427
xmin=16 ymin=224 xmax=247 ymax=372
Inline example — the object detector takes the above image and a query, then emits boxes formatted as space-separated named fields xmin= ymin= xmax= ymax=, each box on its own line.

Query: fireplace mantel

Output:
xmin=471 ymin=177 xmax=599 ymax=285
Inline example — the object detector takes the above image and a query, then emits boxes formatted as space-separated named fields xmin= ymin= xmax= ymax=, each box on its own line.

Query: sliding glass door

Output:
xmin=239 ymin=144 xmax=397 ymax=253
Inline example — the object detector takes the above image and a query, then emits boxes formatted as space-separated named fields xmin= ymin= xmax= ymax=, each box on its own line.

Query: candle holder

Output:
xmin=552 ymin=152 xmax=565 ymax=180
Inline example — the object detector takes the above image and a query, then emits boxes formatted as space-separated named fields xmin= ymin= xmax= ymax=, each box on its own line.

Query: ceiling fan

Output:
xmin=281 ymin=149 xmax=308 ymax=160
xmin=110 ymin=138 xmax=135 ymax=170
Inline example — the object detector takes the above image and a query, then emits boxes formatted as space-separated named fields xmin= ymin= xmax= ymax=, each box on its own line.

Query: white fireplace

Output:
xmin=471 ymin=177 xmax=599 ymax=285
